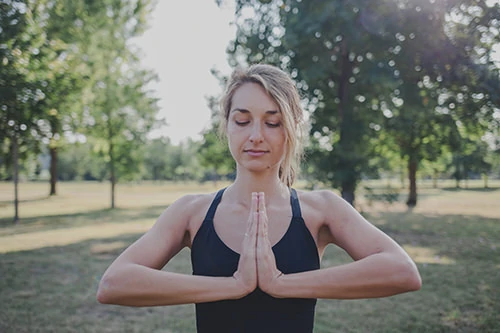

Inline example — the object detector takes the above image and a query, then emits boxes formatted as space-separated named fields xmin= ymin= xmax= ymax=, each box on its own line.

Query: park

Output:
xmin=0 ymin=180 xmax=499 ymax=332
xmin=1 ymin=0 xmax=500 ymax=332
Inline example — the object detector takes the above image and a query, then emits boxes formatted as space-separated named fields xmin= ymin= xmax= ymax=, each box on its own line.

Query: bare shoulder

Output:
xmin=294 ymin=189 xmax=361 ymax=246
xmin=156 ymin=191 xmax=219 ymax=247
xmin=157 ymin=192 xmax=216 ymax=229
xmin=103 ymin=192 xmax=218 ymax=270
xmin=295 ymin=189 xmax=347 ymax=218
xmin=292 ymin=190 xmax=342 ymax=248
xmin=163 ymin=192 xmax=214 ymax=217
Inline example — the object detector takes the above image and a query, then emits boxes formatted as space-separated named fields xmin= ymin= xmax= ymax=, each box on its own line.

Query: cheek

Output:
xmin=226 ymin=127 xmax=243 ymax=156
xmin=268 ymin=128 xmax=286 ymax=146
xmin=226 ymin=125 xmax=243 ymax=144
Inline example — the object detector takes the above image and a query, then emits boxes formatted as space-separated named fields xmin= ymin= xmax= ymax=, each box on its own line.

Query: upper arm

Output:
xmin=109 ymin=194 xmax=198 ymax=270
xmin=318 ymin=191 xmax=407 ymax=261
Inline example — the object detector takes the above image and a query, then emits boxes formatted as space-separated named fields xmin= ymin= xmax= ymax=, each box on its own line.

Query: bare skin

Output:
xmin=96 ymin=82 xmax=421 ymax=306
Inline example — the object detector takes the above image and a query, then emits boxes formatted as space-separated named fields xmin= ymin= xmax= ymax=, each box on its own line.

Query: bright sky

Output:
xmin=134 ymin=1 xmax=236 ymax=144
xmin=134 ymin=1 xmax=500 ymax=145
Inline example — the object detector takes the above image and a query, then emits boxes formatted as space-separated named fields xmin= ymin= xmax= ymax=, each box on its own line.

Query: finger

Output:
xmin=241 ymin=212 xmax=258 ymax=268
xmin=257 ymin=213 xmax=269 ymax=254
xmin=258 ymin=192 xmax=268 ymax=238
xmin=251 ymin=192 xmax=258 ymax=213
xmin=244 ymin=211 xmax=258 ymax=242
xmin=258 ymin=209 xmax=268 ymax=239
xmin=257 ymin=211 xmax=273 ymax=270
xmin=258 ymin=192 xmax=266 ymax=216
xmin=245 ymin=193 xmax=257 ymax=237
xmin=251 ymin=212 xmax=258 ymax=240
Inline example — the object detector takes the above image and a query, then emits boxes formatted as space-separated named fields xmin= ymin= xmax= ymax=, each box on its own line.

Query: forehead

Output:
xmin=231 ymin=82 xmax=280 ymax=113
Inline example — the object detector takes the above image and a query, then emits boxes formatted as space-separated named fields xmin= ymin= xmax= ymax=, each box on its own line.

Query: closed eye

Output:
xmin=266 ymin=122 xmax=281 ymax=128
xmin=235 ymin=121 xmax=250 ymax=126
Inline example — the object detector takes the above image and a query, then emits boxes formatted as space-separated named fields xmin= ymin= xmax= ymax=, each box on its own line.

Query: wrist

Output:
xmin=231 ymin=273 xmax=255 ymax=299
xmin=262 ymin=272 xmax=286 ymax=298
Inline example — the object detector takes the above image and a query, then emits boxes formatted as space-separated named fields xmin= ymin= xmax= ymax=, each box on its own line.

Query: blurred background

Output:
xmin=1 ymin=0 xmax=500 ymax=210
xmin=1 ymin=0 xmax=499 ymax=332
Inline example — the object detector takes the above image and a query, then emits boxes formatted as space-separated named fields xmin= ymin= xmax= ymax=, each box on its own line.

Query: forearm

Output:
xmin=271 ymin=253 xmax=421 ymax=299
xmin=97 ymin=264 xmax=247 ymax=306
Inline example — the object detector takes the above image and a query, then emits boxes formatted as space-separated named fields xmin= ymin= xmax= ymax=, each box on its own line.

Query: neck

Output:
xmin=227 ymin=167 xmax=289 ymax=206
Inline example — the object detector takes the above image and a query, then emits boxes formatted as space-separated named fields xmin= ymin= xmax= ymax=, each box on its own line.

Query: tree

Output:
xmin=450 ymin=138 xmax=492 ymax=188
xmin=225 ymin=0 xmax=500 ymax=207
xmin=199 ymin=91 xmax=235 ymax=182
xmin=0 ymin=0 xmax=53 ymax=222
xmin=199 ymin=127 xmax=235 ymax=182
xmin=227 ymin=0 xmax=403 ymax=205
xmin=142 ymin=137 xmax=174 ymax=181
xmin=81 ymin=0 xmax=160 ymax=208
xmin=35 ymin=0 xmax=95 ymax=196
xmin=381 ymin=0 xmax=500 ymax=205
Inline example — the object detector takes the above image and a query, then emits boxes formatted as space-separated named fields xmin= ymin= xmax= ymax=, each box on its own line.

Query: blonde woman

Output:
xmin=97 ymin=64 xmax=421 ymax=332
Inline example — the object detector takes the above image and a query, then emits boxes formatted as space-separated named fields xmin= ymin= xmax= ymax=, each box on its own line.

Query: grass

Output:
xmin=0 ymin=180 xmax=499 ymax=332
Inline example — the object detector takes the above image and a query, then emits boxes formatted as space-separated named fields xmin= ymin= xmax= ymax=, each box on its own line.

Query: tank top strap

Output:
xmin=204 ymin=188 xmax=226 ymax=221
xmin=290 ymin=188 xmax=302 ymax=219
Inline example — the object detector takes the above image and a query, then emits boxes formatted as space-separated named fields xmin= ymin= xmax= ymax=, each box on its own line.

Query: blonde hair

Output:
xmin=219 ymin=64 xmax=305 ymax=187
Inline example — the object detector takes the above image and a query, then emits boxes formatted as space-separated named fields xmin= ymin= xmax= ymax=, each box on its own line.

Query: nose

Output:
xmin=249 ymin=122 xmax=264 ymax=143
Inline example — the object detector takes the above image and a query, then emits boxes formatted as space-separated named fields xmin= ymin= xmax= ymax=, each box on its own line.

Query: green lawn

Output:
xmin=0 ymin=180 xmax=499 ymax=332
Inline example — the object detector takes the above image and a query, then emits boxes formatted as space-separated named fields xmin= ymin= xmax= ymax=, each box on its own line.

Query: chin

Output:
xmin=239 ymin=160 xmax=280 ymax=174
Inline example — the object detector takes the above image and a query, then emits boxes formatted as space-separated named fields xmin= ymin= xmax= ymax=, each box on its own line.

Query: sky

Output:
xmin=133 ymin=1 xmax=236 ymax=145
xmin=134 ymin=1 xmax=500 ymax=145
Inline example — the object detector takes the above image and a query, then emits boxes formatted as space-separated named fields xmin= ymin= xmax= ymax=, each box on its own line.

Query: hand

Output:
xmin=233 ymin=192 xmax=258 ymax=296
xmin=256 ymin=192 xmax=283 ymax=296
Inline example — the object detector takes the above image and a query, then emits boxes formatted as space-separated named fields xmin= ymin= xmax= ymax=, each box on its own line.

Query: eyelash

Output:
xmin=235 ymin=121 xmax=281 ymax=128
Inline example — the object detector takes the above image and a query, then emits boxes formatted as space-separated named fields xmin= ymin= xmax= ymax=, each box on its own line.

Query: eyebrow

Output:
xmin=231 ymin=108 xmax=280 ymax=115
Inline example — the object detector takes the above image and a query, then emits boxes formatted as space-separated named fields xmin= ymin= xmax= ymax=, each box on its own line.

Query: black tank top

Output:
xmin=191 ymin=188 xmax=320 ymax=333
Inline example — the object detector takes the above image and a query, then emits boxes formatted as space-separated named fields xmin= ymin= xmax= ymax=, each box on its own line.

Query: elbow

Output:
xmin=408 ymin=270 xmax=422 ymax=292
xmin=96 ymin=287 xmax=110 ymax=305
xmin=399 ymin=259 xmax=422 ymax=292
xmin=96 ymin=273 xmax=117 ymax=304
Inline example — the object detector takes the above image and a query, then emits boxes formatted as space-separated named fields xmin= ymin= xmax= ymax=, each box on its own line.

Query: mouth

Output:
xmin=244 ymin=149 xmax=268 ymax=157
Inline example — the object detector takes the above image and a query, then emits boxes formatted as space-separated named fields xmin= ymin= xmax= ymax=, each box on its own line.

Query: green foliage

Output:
xmin=54 ymin=0 xmax=160 ymax=207
xmin=142 ymin=137 xmax=176 ymax=181
xmin=228 ymin=0 xmax=404 ymax=204
xmin=379 ymin=0 xmax=500 ymax=204
xmin=142 ymin=138 xmax=205 ymax=182
xmin=197 ymin=92 xmax=235 ymax=181
xmin=55 ymin=137 xmax=205 ymax=182
xmin=0 ymin=0 xmax=161 ymax=212
xmin=450 ymin=139 xmax=492 ymax=187
xmin=225 ymin=0 xmax=500 ymax=206
xmin=0 ymin=1 xmax=49 ymax=163
xmin=199 ymin=128 xmax=235 ymax=181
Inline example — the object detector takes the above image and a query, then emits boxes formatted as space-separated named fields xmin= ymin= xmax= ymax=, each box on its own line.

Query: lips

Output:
xmin=244 ymin=149 xmax=268 ymax=157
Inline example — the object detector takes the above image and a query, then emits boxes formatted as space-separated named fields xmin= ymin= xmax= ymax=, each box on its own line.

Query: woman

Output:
xmin=97 ymin=64 xmax=421 ymax=332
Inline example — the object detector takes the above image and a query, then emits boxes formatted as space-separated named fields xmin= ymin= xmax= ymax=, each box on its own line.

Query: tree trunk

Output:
xmin=400 ymin=168 xmax=405 ymax=189
xmin=13 ymin=136 xmax=20 ymax=224
xmin=341 ymin=180 xmax=356 ymax=207
xmin=338 ymin=39 xmax=356 ymax=207
xmin=406 ymin=158 xmax=418 ymax=207
xmin=432 ymin=170 xmax=438 ymax=189
xmin=111 ymin=178 xmax=116 ymax=209
xmin=49 ymin=146 xmax=57 ymax=195
xmin=483 ymin=173 xmax=488 ymax=189
xmin=109 ymin=141 xmax=116 ymax=209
